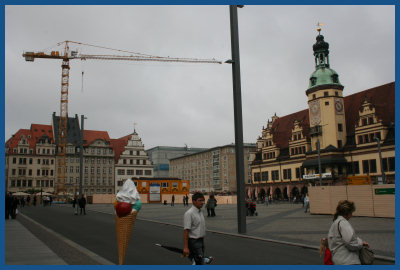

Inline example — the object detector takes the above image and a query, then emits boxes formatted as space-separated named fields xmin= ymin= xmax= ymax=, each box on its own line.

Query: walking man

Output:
xmin=183 ymin=192 xmax=213 ymax=265
xmin=171 ymin=194 xmax=175 ymax=207
xmin=79 ymin=194 xmax=87 ymax=215
xmin=304 ymin=193 xmax=310 ymax=213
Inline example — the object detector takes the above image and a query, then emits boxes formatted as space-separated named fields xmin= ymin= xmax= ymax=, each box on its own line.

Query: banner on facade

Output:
xmin=303 ymin=173 xmax=332 ymax=180
xmin=149 ymin=183 xmax=161 ymax=201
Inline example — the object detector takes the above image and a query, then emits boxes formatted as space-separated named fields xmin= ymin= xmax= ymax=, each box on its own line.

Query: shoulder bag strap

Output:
xmin=337 ymin=220 xmax=342 ymax=238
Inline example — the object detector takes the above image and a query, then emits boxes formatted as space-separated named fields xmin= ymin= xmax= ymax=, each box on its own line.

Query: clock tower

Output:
xmin=306 ymin=26 xmax=346 ymax=150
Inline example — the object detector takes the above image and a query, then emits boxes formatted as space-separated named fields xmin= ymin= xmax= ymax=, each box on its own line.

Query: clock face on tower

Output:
xmin=309 ymin=100 xmax=321 ymax=125
xmin=334 ymin=98 xmax=344 ymax=114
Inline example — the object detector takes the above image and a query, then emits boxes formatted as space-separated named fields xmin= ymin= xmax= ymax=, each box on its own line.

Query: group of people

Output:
xmin=5 ymin=192 xmax=53 ymax=219
xmin=72 ymin=195 xmax=87 ymax=215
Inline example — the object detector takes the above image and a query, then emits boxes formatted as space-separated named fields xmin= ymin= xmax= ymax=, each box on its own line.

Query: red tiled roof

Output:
xmin=5 ymin=124 xmax=54 ymax=152
xmin=268 ymin=82 xmax=395 ymax=149
xmin=270 ymin=110 xmax=309 ymax=149
xmin=110 ymin=134 xmax=131 ymax=162
xmin=83 ymin=130 xmax=111 ymax=146
xmin=30 ymin=124 xmax=54 ymax=144
xmin=343 ymin=82 xmax=395 ymax=136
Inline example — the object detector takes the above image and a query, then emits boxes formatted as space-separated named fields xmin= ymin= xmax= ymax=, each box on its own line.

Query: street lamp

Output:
xmin=227 ymin=5 xmax=246 ymax=234
xmin=374 ymin=137 xmax=386 ymax=184
xmin=79 ymin=115 xmax=87 ymax=199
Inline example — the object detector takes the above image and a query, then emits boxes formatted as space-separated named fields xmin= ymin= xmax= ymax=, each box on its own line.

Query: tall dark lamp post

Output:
xmin=227 ymin=5 xmax=246 ymax=234
xmin=374 ymin=137 xmax=386 ymax=184
xmin=79 ymin=115 xmax=86 ymax=199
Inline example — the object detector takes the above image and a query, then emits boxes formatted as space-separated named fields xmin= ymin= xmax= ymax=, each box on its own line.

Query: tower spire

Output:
xmin=316 ymin=22 xmax=323 ymax=34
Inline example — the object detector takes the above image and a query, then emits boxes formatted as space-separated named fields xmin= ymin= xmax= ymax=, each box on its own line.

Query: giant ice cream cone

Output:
xmin=115 ymin=210 xmax=137 ymax=265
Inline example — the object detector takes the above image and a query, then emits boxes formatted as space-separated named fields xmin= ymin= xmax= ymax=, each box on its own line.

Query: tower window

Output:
xmin=368 ymin=117 xmax=374 ymax=125
xmin=324 ymin=91 xmax=329 ymax=97
xmin=325 ymin=101 xmax=329 ymax=106
xmin=310 ymin=77 xmax=317 ymax=86
xmin=332 ymin=74 xmax=339 ymax=83
xmin=335 ymin=91 xmax=338 ymax=96
xmin=337 ymin=140 xmax=343 ymax=148
xmin=338 ymin=123 xmax=343 ymax=132
xmin=313 ymin=94 xmax=316 ymax=99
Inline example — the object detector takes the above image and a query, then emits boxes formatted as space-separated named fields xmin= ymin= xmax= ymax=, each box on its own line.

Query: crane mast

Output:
xmin=23 ymin=41 xmax=221 ymax=195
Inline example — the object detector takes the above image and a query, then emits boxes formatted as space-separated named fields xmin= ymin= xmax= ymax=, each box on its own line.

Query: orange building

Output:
xmin=129 ymin=177 xmax=190 ymax=203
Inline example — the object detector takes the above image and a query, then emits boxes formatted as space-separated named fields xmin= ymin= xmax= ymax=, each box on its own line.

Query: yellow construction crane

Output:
xmin=23 ymin=40 xmax=221 ymax=195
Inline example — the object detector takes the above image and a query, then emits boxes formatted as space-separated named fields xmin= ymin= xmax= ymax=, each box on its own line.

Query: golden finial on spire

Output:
xmin=317 ymin=22 xmax=323 ymax=34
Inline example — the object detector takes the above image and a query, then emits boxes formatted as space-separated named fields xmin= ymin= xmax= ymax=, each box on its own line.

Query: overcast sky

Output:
xmin=5 ymin=5 xmax=395 ymax=150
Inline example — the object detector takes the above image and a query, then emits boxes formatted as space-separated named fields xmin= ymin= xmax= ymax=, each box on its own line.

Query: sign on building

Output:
xmin=149 ymin=183 xmax=161 ymax=202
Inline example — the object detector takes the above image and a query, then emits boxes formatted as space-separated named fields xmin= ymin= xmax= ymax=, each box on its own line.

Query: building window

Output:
xmin=136 ymin=170 xmax=143 ymax=175
xmin=337 ymin=140 xmax=343 ymax=148
xmin=283 ymin=169 xmax=291 ymax=180
xmin=295 ymin=168 xmax=300 ymax=179
xmin=254 ymin=173 xmax=260 ymax=182
xmin=362 ymin=159 xmax=377 ymax=174
xmin=362 ymin=118 xmax=368 ymax=126
xmin=368 ymin=117 xmax=374 ymax=125
xmin=261 ymin=171 xmax=268 ymax=181
xmin=127 ymin=169 xmax=134 ymax=175
xmin=117 ymin=169 xmax=125 ymax=175
xmin=145 ymin=170 xmax=152 ymax=176
xmin=325 ymin=101 xmax=329 ymax=106
xmin=338 ymin=123 xmax=343 ymax=132
xmin=324 ymin=91 xmax=329 ymax=97
xmin=382 ymin=157 xmax=395 ymax=172
xmin=271 ymin=170 xmax=279 ymax=181
xmin=347 ymin=161 xmax=360 ymax=175
xmin=313 ymin=94 xmax=316 ymax=99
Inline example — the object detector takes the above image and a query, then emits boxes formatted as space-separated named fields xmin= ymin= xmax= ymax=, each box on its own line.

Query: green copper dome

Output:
xmin=307 ymin=33 xmax=344 ymax=93
xmin=308 ymin=67 xmax=342 ymax=89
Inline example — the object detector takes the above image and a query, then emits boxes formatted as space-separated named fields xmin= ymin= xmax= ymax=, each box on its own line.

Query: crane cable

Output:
xmin=81 ymin=59 xmax=86 ymax=93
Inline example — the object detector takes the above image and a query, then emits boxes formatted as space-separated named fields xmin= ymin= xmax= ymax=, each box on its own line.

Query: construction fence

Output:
xmin=308 ymin=184 xmax=395 ymax=218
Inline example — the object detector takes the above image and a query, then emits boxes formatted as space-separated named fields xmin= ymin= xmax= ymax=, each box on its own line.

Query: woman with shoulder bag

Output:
xmin=327 ymin=200 xmax=372 ymax=265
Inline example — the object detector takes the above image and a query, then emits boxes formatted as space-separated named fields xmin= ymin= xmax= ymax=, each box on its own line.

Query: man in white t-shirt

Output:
xmin=183 ymin=192 xmax=213 ymax=265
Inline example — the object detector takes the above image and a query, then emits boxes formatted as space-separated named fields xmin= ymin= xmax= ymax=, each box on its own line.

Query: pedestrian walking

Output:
xmin=72 ymin=196 xmax=78 ymax=215
xmin=171 ymin=194 xmax=175 ymax=207
xmin=33 ymin=195 xmax=37 ymax=206
xmin=26 ymin=195 xmax=31 ymax=206
xmin=10 ymin=197 xmax=18 ymax=219
xmin=5 ymin=192 xmax=13 ymax=219
xmin=49 ymin=196 xmax=53 ymax=206
xmin=185 ymin=195 xmax=189 ymax=206
xmin=327 ymin=200 xmax=370 ymax=265
xmin=205 ymin=194 xmax=217 ymax=217
xmin=183 ymin=192 xmax=213 ymax=265
xmin=79 ymin=194 xmax=87 ymax=215
xmin=304 ymin=193 xmax=310 ymax=213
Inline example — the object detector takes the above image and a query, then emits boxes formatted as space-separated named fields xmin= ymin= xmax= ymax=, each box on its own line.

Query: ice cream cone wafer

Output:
xmin=115 ymin=211 xmax=137 ymax=265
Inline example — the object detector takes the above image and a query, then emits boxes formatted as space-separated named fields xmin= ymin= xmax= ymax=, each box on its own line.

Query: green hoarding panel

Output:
xmin=375 ymin=188 xmax=395 ymax=195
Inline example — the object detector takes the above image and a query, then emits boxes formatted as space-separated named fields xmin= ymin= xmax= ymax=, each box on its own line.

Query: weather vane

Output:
xmin=317 ymin=22 xmax=323 ymax=34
